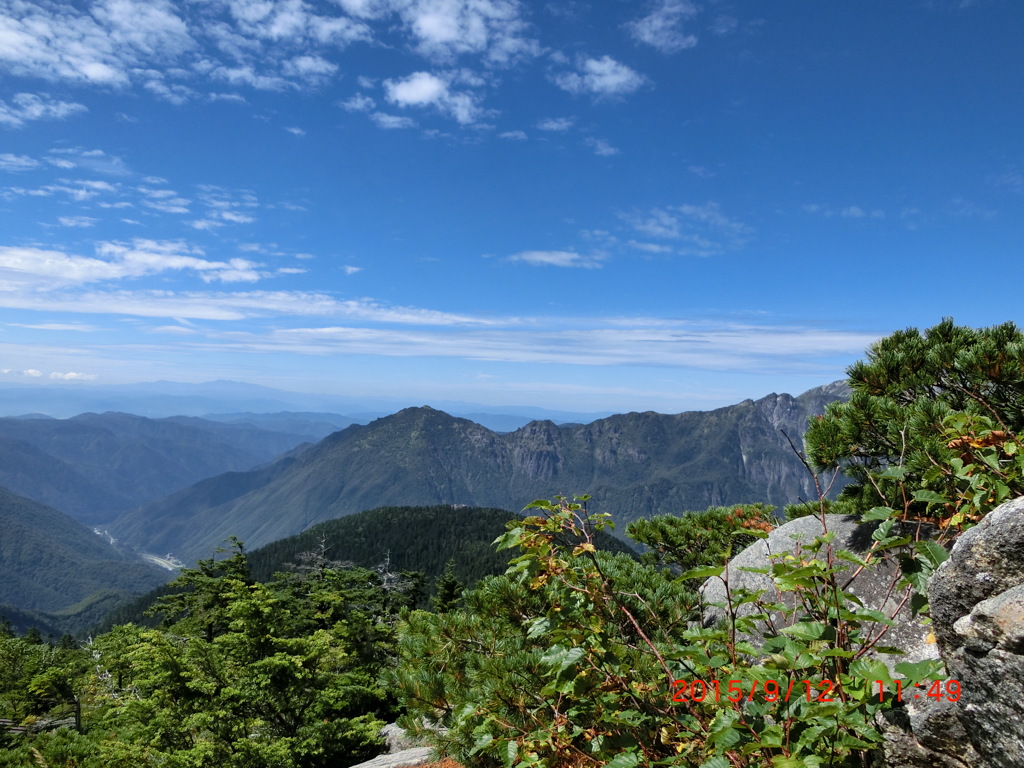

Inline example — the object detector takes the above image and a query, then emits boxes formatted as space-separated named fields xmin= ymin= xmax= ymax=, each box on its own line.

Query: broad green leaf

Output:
xmin=863 ymin=506 xmax=896 ymax=521
xmin=605 ymin=751 xmax=640 ymax=768
xmin=912 ymin=489 xmax=949 ymax=505
xmin=678 ymin=564 xmax=725 ymax=581
xmin=913 ymin=540 xmax=949 ymax=569
xmin=503 ymin=739 xmax=519 ymax=768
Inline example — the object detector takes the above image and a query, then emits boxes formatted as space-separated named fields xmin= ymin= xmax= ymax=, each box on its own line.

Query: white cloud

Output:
xmin=342 ymin=265 xmax=362 ymax=274
xmin=285 ymin=126 xmax=306 ymax=136
xmin=625 ymin=202 xmax=752 ymax=256
xmin=498 ymin=130 xmax=527 ymax=140
xmin=11 ymin=322 xmax=97 ymax=331
xmin=0 ymin=153 xmax=39 ymax=171
xmin=94 ymin=0 xmax=194 ymax=62
xmin=189 ymin=219 xmax=225 ymax=231
xmin=47 ymin=148 xmax=131 ymax=175
xmin=370 ymin=111 xmax=417 ymax=129
xmin=0 ymin=287 xmax=493 ymax=324
xmin=710 ymin=15 xmax=739 ymax=36
xmin=23 ymin=369 xmax=43 ymax=377
xmin=58 ymin=216 xmax=99 ymax=228
xmin=536 ymin=116 xmax=574 ymax=131
xmin=553 ymin=56 xmax=647 ymax=98
xmin=626 ymin=240 xmax=673 ymax=254
xmin=391 ymin=0 xmax=540 ymax=64
xmin=220 ymin=210 xmax=256 ymax=224
xmin=49 ymin=371 xmax=97 ymax=380
xmin=804 ymin=203 xmax=887 ymax=220
xmin=508 ymin=250 xmax=603 ymax=268
xmin=384 ymin=70 xmax=482 ymax=124
xmin=0 ymin=240 xmax=265 ymax=290
xmin=281 ymin=54 xmax=339 ymax=84
xmin=139 ymin=187 xmax=191 ymax=213
xmin=585 ymin=137 xmax=619 ymax=156
xmin=0 ymin=93 xmax=88 ymax=128
xmin=627 ymin=0 xmax=699 ymax=53
xmin=339 ymin=93 xmax=376 ymax=112
xmin=233 ymin=320 xmax=879 ymax=372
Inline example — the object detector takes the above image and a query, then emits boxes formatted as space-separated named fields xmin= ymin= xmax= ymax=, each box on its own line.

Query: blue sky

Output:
xmin=0 ymin=0 xmax=1021 ymax=413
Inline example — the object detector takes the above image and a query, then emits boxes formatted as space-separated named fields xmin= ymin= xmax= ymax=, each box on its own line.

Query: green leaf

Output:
xmin=678 ymin=564 xmax=725 ymax=581
xmin=863 ymin=506 xmax=896 ymax=521
xmin=913 ymin=489 xmax=949 ymax=505
xmin=879 ymin=465 xmax=908 ymax=480
xmin=780 ymin=621 xmax=831 ymax=641
xmin=913 ymin=540 xmax=949 ymax=569
xmin=503 ymin=739 xmax=519 ymax=768
xmin=526 ymin=618 xmax=550 ymax=639
xmin=605 ymin=751 xmax=640 ymax=768
xmin=699 ymin=757 xmax=731 ymax=768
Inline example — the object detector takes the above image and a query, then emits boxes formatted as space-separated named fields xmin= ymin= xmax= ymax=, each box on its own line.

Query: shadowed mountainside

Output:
xmin=0 ymin=486 xmax=168 ymax=635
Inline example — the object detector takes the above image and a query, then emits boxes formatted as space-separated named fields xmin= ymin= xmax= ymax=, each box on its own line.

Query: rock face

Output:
xmin=924 ymin=496 xmax=1024 ymax=768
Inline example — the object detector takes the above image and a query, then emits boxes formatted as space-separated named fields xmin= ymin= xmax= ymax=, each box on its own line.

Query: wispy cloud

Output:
xmin=339 ymin=93 xmax=376 ymax=112
xmin=371 ymin=112 xmax=417 ymax=129
xmin=624 ymin=202 xmax=752 ymax=256
xmin=585 ymin=137 xmax=619 ymax=156
xmin=0 ymin=240 xmax=264 ymax=290
xmin=57 ymin=215 xmax=99 ymax=228
xmin=210 ymin=320 xmax=879 ymax=373
xmin=537 ymin=116 xmax=574 ymax=131
xmin=0 ymin=286 xmax=496 ymax=325
xmin=802 ymin=203 xmax=886 ymax=220
xmin=508 ymin=250 xmax=603 ymax=268
xmin=46 ymin=148 xmax=131 ymax=175
xmin=626 ymin=0 xmax=699 ymax=53
xmin=50 ymin=371 xmax=97 ymax=380
xmin=553 ymin=56 xmax=647 ymax=98
xmin=0 ymin=153 xmax=39 ymax=172
xmin=0 ymin=93 xmax=87 ymax=128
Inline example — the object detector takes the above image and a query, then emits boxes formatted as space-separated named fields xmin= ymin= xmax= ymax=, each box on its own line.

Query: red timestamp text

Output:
xmin=669 ymin=679 xmax=962 ymax=704
xmin=878 ymin=679 xmax=961 ymax=703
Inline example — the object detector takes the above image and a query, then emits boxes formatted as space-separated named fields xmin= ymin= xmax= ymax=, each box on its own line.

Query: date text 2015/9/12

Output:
xmin=670 ymin=679 xmax=961 ymax=704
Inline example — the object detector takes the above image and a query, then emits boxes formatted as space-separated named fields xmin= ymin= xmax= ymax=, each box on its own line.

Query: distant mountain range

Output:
xmin=110 ymin=382 xmax=849 ymax=564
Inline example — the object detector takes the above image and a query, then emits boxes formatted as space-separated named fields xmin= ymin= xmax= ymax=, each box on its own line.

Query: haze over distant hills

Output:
xmin=0 ymin=412 xmax=322 ymax=525
xmin=0 ymin=379 xmax=612 ymax=431
xmin=111 ymin=382 xmax=849 ymax=564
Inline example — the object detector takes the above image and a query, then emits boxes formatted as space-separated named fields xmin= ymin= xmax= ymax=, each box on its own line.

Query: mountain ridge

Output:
xmin=111 ymin=382 xmax=849 ymax=564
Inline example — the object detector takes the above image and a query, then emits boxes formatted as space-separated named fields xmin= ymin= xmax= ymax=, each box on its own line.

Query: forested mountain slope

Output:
xmin=112 ymin=383 xmax=847 ymax=564
xmin=0 ymin=412 xmax=317 ymax=524
xmin=0 ymin=486 xmax=168 ymax=634
xmin=100 ymin=505 xmax=636 ymax=628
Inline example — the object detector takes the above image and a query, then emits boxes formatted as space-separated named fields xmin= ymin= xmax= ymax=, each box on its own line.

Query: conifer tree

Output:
xmin=431 ymin=558 xmax=464 ymax=612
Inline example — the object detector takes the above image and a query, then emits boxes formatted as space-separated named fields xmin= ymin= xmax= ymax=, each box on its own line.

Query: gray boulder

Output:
xmin=699 ymin=513 xmax=937 ymax=672
xmin=925 ymin=496 xmax=1024 ymax=768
